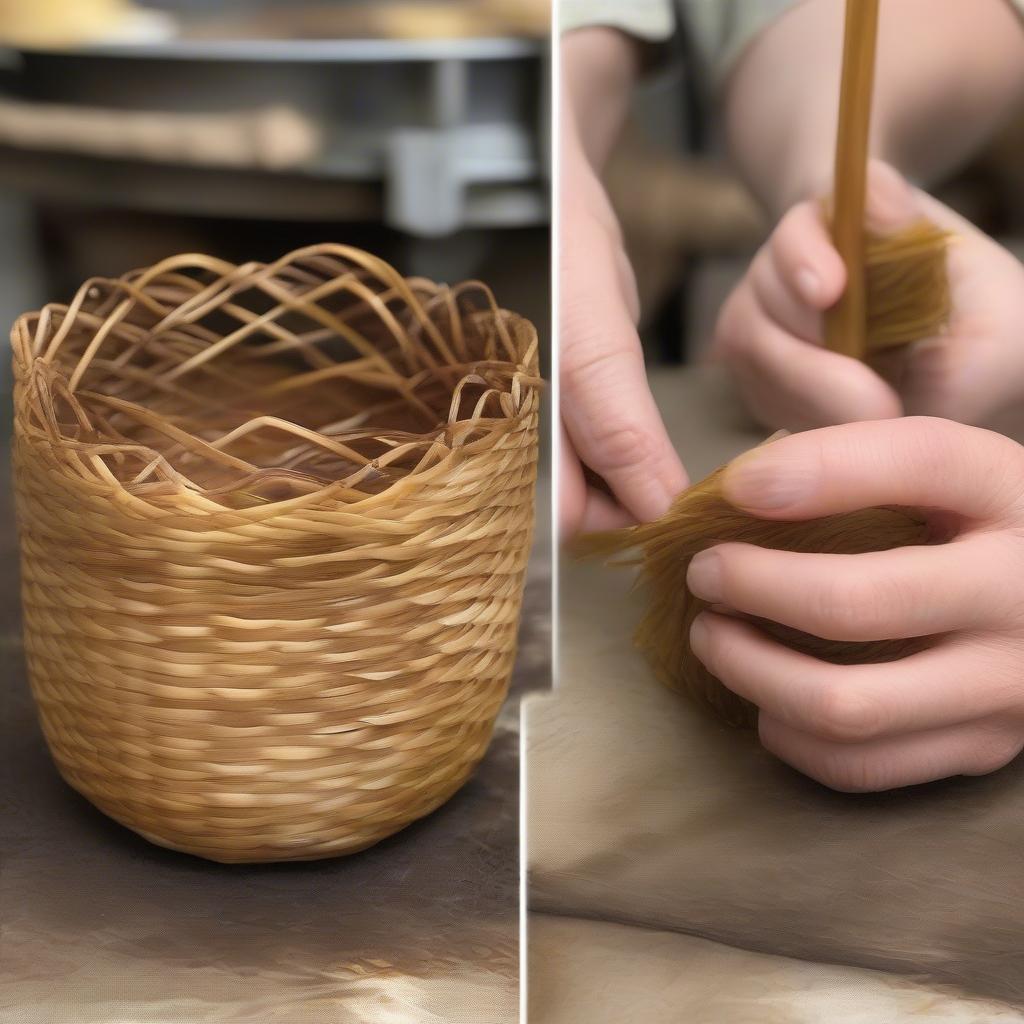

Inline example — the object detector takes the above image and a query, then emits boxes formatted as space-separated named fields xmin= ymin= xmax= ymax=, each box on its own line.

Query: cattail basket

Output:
xmin=11 ymin=244 xmax=541 ymax=863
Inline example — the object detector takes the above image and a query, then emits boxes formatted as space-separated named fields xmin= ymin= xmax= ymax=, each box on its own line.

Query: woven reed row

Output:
xmin=12 ymin=243 xmax=540 ymax=862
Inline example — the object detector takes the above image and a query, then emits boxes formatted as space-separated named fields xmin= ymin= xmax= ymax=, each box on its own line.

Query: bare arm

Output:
xmin=725 ymin=0 xmax=1024 ymax=215
xmin=562 ymin=27 xmax=640 ymax=171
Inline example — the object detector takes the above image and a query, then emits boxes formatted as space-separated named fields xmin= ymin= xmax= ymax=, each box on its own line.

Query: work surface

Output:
xmin=0 ymin=413 xmax=551 ymax=1024
xmin=529 ymin=365 xmax=1024 ymax=1016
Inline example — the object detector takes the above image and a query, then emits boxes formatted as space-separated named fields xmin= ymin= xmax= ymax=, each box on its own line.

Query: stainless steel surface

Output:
xmin=0 ymin=36 xmax=549 ymax=235
xmin=6 ymin=37 xmax=541 ymax=62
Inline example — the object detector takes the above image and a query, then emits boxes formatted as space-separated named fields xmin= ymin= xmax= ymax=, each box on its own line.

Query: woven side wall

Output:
xmin=12 ymin=245 xmax=540 ymax=862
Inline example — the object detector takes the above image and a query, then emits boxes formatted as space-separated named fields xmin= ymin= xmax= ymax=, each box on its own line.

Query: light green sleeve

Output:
xmin=681 ymin=0 xmax=800 ymax=82
xmin=559 ymin=0 xmax=675 ymax=42
xmin=562 ymin=0 xmax=1024 ymax=80
xmin=686 ymin=0 xmax=1024 ymax=83
xmin=557 ymin=1 xmax=797 ymax=76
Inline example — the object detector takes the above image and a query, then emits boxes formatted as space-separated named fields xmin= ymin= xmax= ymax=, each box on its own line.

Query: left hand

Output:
xmin=712 ymin=160 xmax=1024 ymax=433
xmin=685 ymin=417 xmax=1024 ymax=792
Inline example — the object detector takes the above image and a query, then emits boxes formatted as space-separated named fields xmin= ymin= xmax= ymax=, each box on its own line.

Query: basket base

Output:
xmin=53 ymin=759 xmax=486 ymax=864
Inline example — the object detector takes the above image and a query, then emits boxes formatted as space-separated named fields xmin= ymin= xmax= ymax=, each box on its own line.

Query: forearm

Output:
xmin=561 ymin=26 xmax=640 ymax=172
xmin=725 ymin=0 xmax=1024 ymax=216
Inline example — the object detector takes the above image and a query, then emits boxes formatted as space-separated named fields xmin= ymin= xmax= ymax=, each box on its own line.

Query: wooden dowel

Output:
xmin=825 ymin=0 xmax=880 ymax=360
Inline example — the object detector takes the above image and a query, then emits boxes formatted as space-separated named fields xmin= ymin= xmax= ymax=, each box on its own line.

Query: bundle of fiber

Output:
xmin=575 ymin=459 xmax=932 ymax=727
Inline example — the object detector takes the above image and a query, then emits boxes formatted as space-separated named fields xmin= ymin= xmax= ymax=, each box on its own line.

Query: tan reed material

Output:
xmin=827 ymin=0 xmax=951 ymax=361
xmin=862 ymin=221 xmax=950 ymax=353
xmin=825 ymin=0 xmax=879 ymax=360
xmin=575 ymin=460 xmax=932 ymax=727
xmin=12 ymin=243 xmax=541 ymax=862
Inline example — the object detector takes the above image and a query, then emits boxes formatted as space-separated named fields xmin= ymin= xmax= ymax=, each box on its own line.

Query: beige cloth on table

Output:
xmin=531 ymin=917 xmax=1023 ymax=1024
xmin=528 ymin=367 xmax=1024 ymax=1022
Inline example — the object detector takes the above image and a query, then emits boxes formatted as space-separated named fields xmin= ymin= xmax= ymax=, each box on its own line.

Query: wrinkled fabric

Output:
xmin=530 ymin=915 xmax=1024 ymax=1024
xmin=528 ymin=367 xmax=1024 ymax=1011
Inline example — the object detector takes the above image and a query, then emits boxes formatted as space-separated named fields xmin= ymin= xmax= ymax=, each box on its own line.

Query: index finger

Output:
xmin=721 ymin=417 xmax=1024 ymax=524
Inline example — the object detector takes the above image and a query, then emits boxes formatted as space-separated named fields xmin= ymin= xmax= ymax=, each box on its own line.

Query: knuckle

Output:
xmin=816 ymin=573 xmax=890 ymax=640
xmin=561 ymin=342 xmax=642 ymax=400
xmin=901 ymin=417 xmax=1024 ymax=514
xmin=584 ymin=419 xmax=661 ymax=476
xmin=560 ymin=308 xmax=618 ymax=366
xmin=813 ymin=682 xmax=886 ymax=743
xmin=891 ymin=417 xmax=968 ymax=495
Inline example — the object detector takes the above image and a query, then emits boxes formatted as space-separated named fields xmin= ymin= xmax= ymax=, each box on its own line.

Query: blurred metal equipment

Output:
xmin=0 ymin=30 xmax=548 ymax=236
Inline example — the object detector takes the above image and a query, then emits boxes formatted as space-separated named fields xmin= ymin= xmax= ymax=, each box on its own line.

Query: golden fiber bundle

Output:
xmin=862 ymin=221 xmax=951 ymax=355
xmin=576 ymin=463 xmax=931 ymax=727
xmin=827 ymin=0 xmax=950 ymax=361
xmin=12 ymin=244 xmax=540 ymax=862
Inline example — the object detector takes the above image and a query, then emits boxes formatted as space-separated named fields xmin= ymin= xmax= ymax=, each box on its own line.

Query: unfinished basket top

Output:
xmin=12 ymin=243 xmax=541 ymax=512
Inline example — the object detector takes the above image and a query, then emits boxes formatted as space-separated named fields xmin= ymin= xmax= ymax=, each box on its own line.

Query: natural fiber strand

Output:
xmin=12 ymin=243 xmax=541 ymax=862
xmin=863 ymin=221 xmax=950 ymax=353
xmin=827 ymin=0 xmax=951 ymax=360
xmin=825 ymin=0 xmax=879 ymax=359
xmin=575 ymin=461 xmax=933 ymax=727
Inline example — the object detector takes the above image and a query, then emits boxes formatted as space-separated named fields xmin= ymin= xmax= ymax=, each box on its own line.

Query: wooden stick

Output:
xmin=825 ymin=0 xmax=880 ymax=360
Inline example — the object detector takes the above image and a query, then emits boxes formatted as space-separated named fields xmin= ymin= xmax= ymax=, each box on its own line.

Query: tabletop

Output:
xmin=0 ymin=411 xmax=551 ymax=1024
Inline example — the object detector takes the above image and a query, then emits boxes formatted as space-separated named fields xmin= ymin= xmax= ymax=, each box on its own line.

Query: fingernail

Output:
xmin=795 ymin=268 xmax=821 ymax=303
xmin=689 ymin=613 xmax=710 ymax=660
xmin=722 ymin=450 xmax=815 ymax=512
xmin=687 ymin=550 xmax=723 ymax=603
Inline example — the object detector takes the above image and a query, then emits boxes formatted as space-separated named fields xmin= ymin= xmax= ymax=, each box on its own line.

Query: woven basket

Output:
xmin=12 ymin=244 xmax=540 ymax=863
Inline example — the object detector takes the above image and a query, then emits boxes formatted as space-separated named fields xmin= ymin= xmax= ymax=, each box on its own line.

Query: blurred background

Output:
xmin=0 ymin=0 xmax=551 ymax=375
xmin=612 ymin=39 xmax=1024 ymax=368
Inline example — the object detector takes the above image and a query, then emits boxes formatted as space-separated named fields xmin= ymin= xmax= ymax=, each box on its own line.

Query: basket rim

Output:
xmin=12 ymin=243 xmax=543 ymax=515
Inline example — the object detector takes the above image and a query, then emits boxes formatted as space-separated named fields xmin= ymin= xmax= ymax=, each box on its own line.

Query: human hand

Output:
xmin=559 ymin=127 xmax=688 ymax=537
xmin=686 ymin=416 xmax=1024 ymax=792
xmin=712 ymin=160 xmax=1024 ymax=432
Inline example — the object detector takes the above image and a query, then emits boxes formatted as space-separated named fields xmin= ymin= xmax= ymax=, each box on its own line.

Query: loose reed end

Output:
xmin=863 ymin=220 xmax=951 ymax=354
xmin=576 ymin=458 xmax=933 ymax=727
